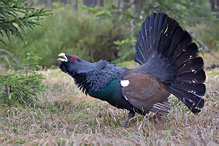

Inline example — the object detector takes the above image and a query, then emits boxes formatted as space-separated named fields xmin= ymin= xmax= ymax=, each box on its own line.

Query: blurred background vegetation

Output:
xmin=0 ymin=0 xmax=218 ymax=68
xmin=0 ymin=1 xmax=218 ymax=144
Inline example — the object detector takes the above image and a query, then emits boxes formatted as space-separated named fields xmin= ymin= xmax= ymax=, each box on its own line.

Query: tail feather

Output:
xmin=167 ymin=26 xmax=184 ymax=58
xmin=172 ymin=83 xmax=205 ymax=96
xmin=177 ymin=57 xmax=204 ymax=75
xmin=177 ymin=90 xmax=204 ymax=108
xmin=176 ymin=70 xmax=206 ymax=84
xmin=160 ymin=19 xmax=179 ymax=56
xmin=153 ymin=13 xmax=159 ymax=48
xmin=151 ymin=100 xmax=170 ymax=115
xmin=149 ymin=13 xmax=155 ymax=47
xmin=172 ymin=33 xmax=193 ymax=62
xmin=175 ymin=43 xmax=198 ymax=67
xmin=134 ymin=13 xmax=206 ymax=113
xmin=169 ymin=87 xmax=204 ymax=112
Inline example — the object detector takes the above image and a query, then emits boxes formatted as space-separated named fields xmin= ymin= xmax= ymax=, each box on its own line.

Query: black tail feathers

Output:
xmin=134 ymin=13 xmax=206 ymax=113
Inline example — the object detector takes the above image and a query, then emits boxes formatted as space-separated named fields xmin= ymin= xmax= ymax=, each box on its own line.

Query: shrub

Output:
xmin=0 ymin=52 xmax=46 ymax=105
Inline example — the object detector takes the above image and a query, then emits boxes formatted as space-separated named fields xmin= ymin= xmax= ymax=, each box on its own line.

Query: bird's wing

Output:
xmin=121 ymin=71 xmax=170 ymax=115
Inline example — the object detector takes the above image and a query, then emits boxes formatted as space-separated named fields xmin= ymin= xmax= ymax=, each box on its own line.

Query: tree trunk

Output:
xmin=133 ymin=0 xmax=141 ymax=15
xmin=117 ymin=0 xmax=121 ymax=7
xmin=72 ymin=0 xmax=78 ymax=11
xmin=47 ymin=0 xmax=52 ymax=8
xmin=60 ymin=0 xmax=67 ymax=4
xmin=209 ymin=0 xmax=219 ymax=18
xmin=131 ymin=0 xmax=142 ymax=34
xmin=122 ymin=0 xmax=130 ymax=11
xmin=217 ymin=0 xmax=219 ymax=17
xmin=97 ymin=0 xmax=104 ymax=6
xmin=83 ymin=0 xmax=96 ymax=7
xmin=217 ymin=0 xmax=219 ymax=8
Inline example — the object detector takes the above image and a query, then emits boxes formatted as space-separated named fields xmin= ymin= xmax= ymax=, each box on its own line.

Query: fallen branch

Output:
xmin=205 ymin=64 xmax=219 ymax=70
xmin=186 ymin=29 xmax=219 ymax=60
xmin=0 ymin=48 xmax=22 ymax=67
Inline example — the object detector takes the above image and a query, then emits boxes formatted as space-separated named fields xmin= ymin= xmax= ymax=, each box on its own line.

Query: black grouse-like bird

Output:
xmin=58 ymin=13 xmax=206 ymax=127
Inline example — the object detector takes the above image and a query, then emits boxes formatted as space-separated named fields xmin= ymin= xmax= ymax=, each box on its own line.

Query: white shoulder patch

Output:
xmin=124 ymin=96 xmax=128 ymax=101
xmin=120 ymin=80 xmax=130 ymax=87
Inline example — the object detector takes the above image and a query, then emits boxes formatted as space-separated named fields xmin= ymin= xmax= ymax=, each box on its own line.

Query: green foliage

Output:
xmin=81 ymin=4 xmax=137 ymax=63
xmin=0 ymin=1 xmax=216 ymax=68
xmin=23 ymin=52 xmax=42 ymax=71
xmin=0 ymin=1 xmax=50 ymax=106
xmin=0 ymin=8 xmax=130 ymax=67
xmin=0 ymin=52 xmax=46 ymax=105
xmin=52 ymin=2 xmax=66 ymax=8
xmin=0 ymin=0 xmax=52 ymax=44
xmin=81 ymin=3 xmax=138 ymax=20
xmin=191 ymin=21 xmax=219 ymax=52
xmin=113 ymin=38 xmax=136 ymax=63
xmin=140 ymin=0 xmax=212 ymax=27
xmin=81 ymin=0 xmax=213 ymax=63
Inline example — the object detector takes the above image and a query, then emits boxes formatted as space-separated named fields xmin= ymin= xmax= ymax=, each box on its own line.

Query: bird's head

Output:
xmin=58 ymin=53 xmax=93 ymax=76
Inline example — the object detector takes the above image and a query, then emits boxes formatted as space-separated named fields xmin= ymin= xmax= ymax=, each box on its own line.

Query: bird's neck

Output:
xmin=73 ymin=72 xmax=89 ymax=94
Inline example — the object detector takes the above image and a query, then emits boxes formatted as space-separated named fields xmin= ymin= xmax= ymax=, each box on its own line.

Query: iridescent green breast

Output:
xmin=89 ymin=78 xmax=121 ymax=101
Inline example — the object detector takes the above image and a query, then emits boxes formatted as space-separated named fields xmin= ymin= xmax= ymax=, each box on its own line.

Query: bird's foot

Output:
xmin=123 ymin=111 xmax=135 ymax=128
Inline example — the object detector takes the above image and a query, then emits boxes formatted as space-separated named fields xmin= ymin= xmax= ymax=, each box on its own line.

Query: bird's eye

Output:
xmin=71 ymin=56 xmax=78 ymax=62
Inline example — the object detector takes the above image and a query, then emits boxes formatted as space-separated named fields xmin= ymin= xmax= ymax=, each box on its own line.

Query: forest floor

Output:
xmin=0 ymin=53 xmax=218 ymax=145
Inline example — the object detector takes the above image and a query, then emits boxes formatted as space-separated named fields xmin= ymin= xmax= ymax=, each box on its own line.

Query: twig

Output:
xmin=0 ymin=48 xmax=22 ymax=67
xmin=0 ymin=55 xmax=20 ymax=66
xmin=5 ymin=84 xmax=10 ymax=97
xmin=186 ymin=29 xmax=219 ymax=60
xmin=24 ymin=0 xmax=34 ymax=8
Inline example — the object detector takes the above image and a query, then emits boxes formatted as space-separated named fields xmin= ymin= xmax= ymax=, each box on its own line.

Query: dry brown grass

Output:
xmin=0 ymin=55 xmax=218 ymax=145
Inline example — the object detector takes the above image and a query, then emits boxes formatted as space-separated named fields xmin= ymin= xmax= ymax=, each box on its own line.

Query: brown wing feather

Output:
xmin=121 ymin=71 xmax=170 ymax=115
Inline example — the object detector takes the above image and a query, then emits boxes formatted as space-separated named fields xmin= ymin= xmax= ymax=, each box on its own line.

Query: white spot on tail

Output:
xmin=188 ymin=90 xmax=197 ymax=94
xmin=192 ymin=79 xmax=197 ymax=83
xmin=120 ymin=80 xmax=130 ymax=87
xmin=191 ymin=68 xmax=196 ymax=72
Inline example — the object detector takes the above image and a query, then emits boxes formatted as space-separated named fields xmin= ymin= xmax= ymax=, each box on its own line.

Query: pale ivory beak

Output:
xmin=58 ymin=53 xmax=68 ymax=62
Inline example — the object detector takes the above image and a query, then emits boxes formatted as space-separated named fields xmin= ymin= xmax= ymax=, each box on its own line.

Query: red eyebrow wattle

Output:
xmin=71 ymin=56 xmax=78 ymax=61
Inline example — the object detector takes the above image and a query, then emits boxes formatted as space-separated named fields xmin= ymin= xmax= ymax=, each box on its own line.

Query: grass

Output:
xmin=0 ymin=55 xmax=219 ymax=145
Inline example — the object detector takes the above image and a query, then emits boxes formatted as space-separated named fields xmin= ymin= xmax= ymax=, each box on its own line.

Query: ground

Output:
xmin=0 ymin=54 xmax=218 ymax=145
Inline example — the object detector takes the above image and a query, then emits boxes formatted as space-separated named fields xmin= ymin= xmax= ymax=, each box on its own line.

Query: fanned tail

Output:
xmin=134 ymin=13 xmax=206 ymax=113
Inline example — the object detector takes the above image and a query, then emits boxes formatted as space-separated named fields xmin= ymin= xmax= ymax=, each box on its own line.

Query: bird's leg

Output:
xmin=124 ymin=111 xmax=135 ymax=128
